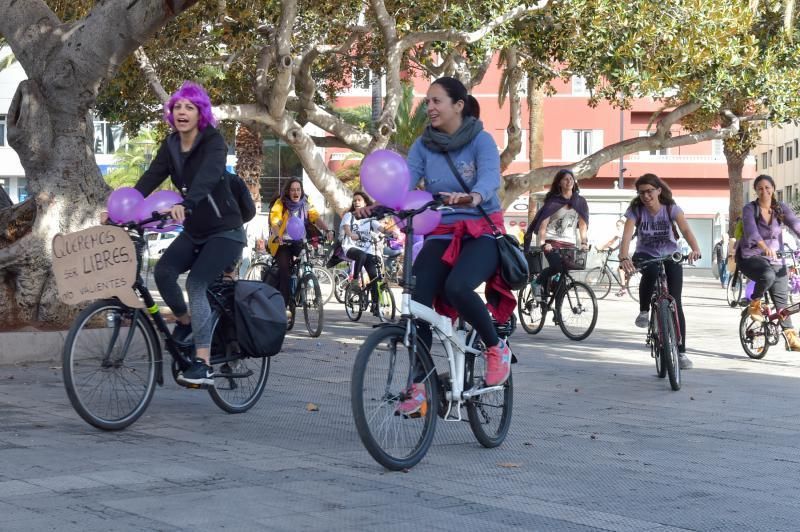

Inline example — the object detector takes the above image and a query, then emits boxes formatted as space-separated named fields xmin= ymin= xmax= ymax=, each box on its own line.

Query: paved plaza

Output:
xmin=1 ymin=278 xmax=799 ymax=531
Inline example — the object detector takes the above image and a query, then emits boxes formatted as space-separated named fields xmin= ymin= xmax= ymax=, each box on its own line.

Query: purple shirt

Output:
xmin=739 ymin=201 xmax=800 ymax=263
xmin=625 ymin=203 xmax=683 ymax=257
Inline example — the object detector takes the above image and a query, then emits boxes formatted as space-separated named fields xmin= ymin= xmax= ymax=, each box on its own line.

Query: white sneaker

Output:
xmin=532 ymin=283 xmax=544 ymax=302
xmin=678 ymin=354 xmax=693 ymax=370
xmin=634 ymin=311 xmax=649 ymax=328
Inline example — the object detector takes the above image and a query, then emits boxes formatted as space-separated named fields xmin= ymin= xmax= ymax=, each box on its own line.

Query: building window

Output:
xmin=786 ymin=186 xmax=793 ymax=202
xmin=0 ymin=114 xmax=6 ymax=146
xmin=0 ymin=177 xmax=7 ymax=193
xmin=711 ymin=139 xmax=724 ymax=159
xmin=778 ymin=146 xmax=784 ymax=164
xmin=17 ymin=177 xmax=28 ymax=202
xmin=639 ymin=131 xmax=667 ymax=156
xmin=575 ymin=130 xmax=593 ymax=156
xmin=571 ymin=76 xmax=588 ymax=96
xmin=761 ymin=152 xmax=768 ymax=169
xmin=786 ymin=142 xmax=794 ymax=162
xmin=777 ymin=190 xmax=783 ymax=202
xmin=795 ymin=139 xmax=799 ymax=157
xmin=561 ymin=129 xmax=602 ymax=160
xmin=769 ymin=150 xmax=774 ymax=167
xmin=93 ymin=120 xmax=124 ymax=154
xmin=755 ymin=155 xmax=758 ymax=172
xmin=351 ymin=67 xmax=371 ymax=91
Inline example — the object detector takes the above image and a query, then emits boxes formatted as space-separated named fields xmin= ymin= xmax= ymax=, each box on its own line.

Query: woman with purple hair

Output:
xmin=134 ymin=81 xmax=246 ymax=387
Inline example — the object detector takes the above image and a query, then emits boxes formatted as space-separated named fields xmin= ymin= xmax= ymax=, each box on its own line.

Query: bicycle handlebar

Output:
xmin=362 ymin=193 xmax=472 ymax=223
xmin=633 ymin=252 xmax=691 ymax=270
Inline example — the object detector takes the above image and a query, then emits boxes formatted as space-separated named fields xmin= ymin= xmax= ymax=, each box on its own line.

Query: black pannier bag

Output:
xmin=525 ymin=247 xmax=548 ymax=275
xmin=234 ymin=280 xmax=287 ymax=357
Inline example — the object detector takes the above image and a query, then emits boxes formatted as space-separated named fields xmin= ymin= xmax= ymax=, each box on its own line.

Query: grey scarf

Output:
xmin=421 ymin=116 xmax=483 ymax=153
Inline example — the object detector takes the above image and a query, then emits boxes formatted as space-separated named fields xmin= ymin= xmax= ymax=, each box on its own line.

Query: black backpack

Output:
xmin=227 ymin=172 xmax=256 ymax=223
xmin=233 ymin=280 xmax=287 ymax=357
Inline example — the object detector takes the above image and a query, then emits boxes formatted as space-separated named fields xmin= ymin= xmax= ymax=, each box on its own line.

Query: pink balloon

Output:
xmin=401 ymin=190 xmax=441 ymax=235
xmin=107 ymin=187 xmax=144 ymax=223
xmin=136 ymin=190 xmax=183 ymax=229
xmin=360 ymin=150 xmax=410 ymax=209
xmin=286 ymin=216 xmax=306 ymax=240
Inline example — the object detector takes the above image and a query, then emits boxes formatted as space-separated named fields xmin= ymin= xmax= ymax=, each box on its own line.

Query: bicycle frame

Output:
xmin=640 ymin=254 xmax=683 ymax=351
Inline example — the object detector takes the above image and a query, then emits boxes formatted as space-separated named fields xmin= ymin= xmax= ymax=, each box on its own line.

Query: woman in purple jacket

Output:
xmin=737 ymin=174 xmax=800 ymax=350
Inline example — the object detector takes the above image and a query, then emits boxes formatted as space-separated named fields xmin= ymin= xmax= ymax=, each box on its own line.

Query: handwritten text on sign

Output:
xmin=51 ymin=225 xmax=142 ymax=308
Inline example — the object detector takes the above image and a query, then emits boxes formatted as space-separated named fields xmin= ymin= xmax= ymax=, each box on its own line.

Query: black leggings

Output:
xmin=346 ymin=247 xmax=380 ymax=305
xmin=634 ymin=252 xmax=686 ymax=352
xmin=154 ymin=233 xmax=244 ymax=348
xmin=737 ymin=256 xmax=792 ymax=328
xmin=536 ymin=248 xmax=565 ymax=288
xmin=412 ymin=237 xmax=500 ymax=352
xmin=276 ymin=242 xmax=303 ymax=305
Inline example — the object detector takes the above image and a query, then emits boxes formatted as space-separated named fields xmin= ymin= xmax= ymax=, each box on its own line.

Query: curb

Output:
xmin=0 ymin=330 xmax=66 ymax=366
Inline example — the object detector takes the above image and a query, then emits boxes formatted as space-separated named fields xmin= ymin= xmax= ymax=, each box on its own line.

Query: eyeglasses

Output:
xmin=637 ymin=188 xmax=659 ymax=197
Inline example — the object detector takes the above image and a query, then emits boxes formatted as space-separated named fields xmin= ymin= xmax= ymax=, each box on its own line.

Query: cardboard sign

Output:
xmin=51 ymin=225 xmax=142 ymax=308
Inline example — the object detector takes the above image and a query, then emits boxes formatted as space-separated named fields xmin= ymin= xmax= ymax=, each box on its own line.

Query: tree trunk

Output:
xmin=0 ymin=0 xmax=199 ymax=330
xmin=234 ymin=125 xmax=263 ymax=206
xmin=725 ymin=149 xmax=746 ymax=238
xmin=371 ymin=70 xmax=382 ymax=126
xmin=526 ymin=80 xmax=545 ymax=224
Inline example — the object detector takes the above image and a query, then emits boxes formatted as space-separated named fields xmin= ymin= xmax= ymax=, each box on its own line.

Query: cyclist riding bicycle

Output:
xmin=133 ymin=81 xmax=246 ymax=386
xmin=523 ymin=168 xmax=590 ymax=300
xmin=736 ymin=174 xmax=800 ymax=351
xmin=389 ymin=76 xmax=516 ymax=414
xmin=268 ymin=178 xmax=329 ymax=314
xmin=619 ymin=173 xmax=701 ymax=369
xmin=340 ymin=191 xmax=397 ymax=316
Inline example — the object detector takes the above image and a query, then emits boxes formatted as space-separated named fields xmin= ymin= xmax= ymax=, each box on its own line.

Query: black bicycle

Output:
xmin=635 ymin=253 xmax=686 ymax=391
xmin=62 ymin=214 xmax=270 ymax=430
xmin=344 ymin=232 xmax=397 ymax=323
xmin=517 ymin=247 xmax=598 ymax=340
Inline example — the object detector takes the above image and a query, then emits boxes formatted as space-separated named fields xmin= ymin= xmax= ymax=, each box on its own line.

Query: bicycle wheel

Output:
xmin=344 ymin=282 xmax=363 ymax=321
xmin=351 ymin=325 xmax=438 ymax=471
xmin=333 ymin=269 xmax=348 ymax=303
xmin=301 ymin=274 xmax=324 ymax=337
xmin=584 ymin=267 xmax=611 ymax=299
xmin=739 ymin=311 xmax=769 ymax=359
xmin=650 ymin=308 xmax=667 ymax=378
xmin=377 ymin=282 xmax=397 ymax=323
xmin=207 ymin=314 xmax=270 ymax=413
xmin=465 ymin=351 xmax=513 ymax=448
xmin=244 ymin=261 xmax=269 ymax=282
xmin=312 ymin=266 xmax=335 ymax=305
xmin=517 ymin=284 xmax=545 ymax=334
xmin=657 ymin=299 xmax=681 ymax=391
xmin=62 ymin=299 xmax=158 ymax=430
xmin=626 ymin=271 xmax=642 ymax=302
xmin=725 ymin=273 xmax=747 ymax=308
xmin=556 ymin=281 xmax=598 ymax=341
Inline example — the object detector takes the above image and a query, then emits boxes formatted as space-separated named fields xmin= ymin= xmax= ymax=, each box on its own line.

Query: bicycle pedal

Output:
xmin=177 ymin=381 xmax=209 ymax=390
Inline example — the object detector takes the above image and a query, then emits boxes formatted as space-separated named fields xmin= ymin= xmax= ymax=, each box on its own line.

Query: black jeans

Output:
xmin=634 ymin=252 xmax=686 ymax=352
xmin=536 ymin=247 xmax=566 ymax=291
xmin=346 ymin=247 xmax=380 ymax=306
xmin=154 ymin=233 xmax=244 ymax=348
xmin=737 ymin=255 xmax=792 ymax=328
xmin=412 ymin=237 xmax=500 ymax=352
xmin=276 ymin=242 xmax=303 ymax=305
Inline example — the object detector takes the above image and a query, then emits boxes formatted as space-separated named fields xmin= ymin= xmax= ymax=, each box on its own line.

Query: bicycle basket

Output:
xmin=525 ymin=249 xmax=548 ymax=275
xmin=558 ymin=248 xmax=587 ymax=271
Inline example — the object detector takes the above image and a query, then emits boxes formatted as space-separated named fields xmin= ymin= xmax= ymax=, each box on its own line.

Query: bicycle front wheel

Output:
xmin=244 ymin=261 xmax=269 ymax=282
xmin=62 ymin=299 xmax=158 ymax=430
xmin=657 ymin=299 xmax=681 ymax=391
xmin=626 ymin=271 xmax=642 ymax=302
xmin=739 ymin=310 xmax=769 ymax=359
xmin=351 ymin=325 xmax=439 ymax=471
xmin=207 ymin=314 xmax=270 ymax=413
xmin=556 ymin=281 xmax=598 ymax=341
xmin=312 ymin=266 xmax=335 ymax=305
xmin=301 ymin=274 xmax=324 ymax=337
xmin=377 ymin=282 xmax=397 ymax=323
xmin=726 ymin=274 xmax=744 ymax=308
xmin=344 ymin=282 xmax=363 ymax=321
xmin=517 ymin=284 xmax=545 ymax=334
xmin=465 ymin=352 xmax=513 ymax=448
xmin=584 ymin=267 xmax=611 ymax=299
xmin=333 ymin=269 xmax=348 ymax=303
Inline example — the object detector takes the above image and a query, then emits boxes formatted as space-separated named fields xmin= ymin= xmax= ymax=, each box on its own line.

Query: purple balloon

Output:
xmin=745 ymin=280 xmax=755 ymax=301
xmin=286 ymin=216 xmax=306 ymax=240
xmin=136 ymin=190 xmax=184 ymax=229
xmin=402 ymin=190 xmax=441 ymax=235
xmin=107 ymin=187 xmax=144 ymax=223
xmin=360 ymin=150 xmax=410 ymax=209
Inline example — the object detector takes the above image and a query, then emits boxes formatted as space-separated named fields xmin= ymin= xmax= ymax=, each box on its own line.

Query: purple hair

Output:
xmin=164 ymin=81 xmax=217 ymax=130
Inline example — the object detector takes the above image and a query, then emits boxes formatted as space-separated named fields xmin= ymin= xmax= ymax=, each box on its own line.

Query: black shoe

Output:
xmin=177 ymin=359 xmax=214 ymax=386
xmin=172 ymin=322 xmax=193 ymax=344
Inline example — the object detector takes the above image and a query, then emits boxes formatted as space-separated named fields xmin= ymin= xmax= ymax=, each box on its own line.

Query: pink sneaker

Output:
xmin=485 ymin=340 xmax=511 ymax=386
xmin=395 ymin=383 xmax=427 ymax=417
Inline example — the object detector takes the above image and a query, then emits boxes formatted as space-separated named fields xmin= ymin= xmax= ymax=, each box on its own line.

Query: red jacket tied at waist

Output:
xmin=427 ymin=212 xmax=516 ymax=324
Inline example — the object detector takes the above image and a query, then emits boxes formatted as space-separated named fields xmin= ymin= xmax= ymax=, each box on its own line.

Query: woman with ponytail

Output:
xmin=736 ymin=174 xmax=800 ymax=350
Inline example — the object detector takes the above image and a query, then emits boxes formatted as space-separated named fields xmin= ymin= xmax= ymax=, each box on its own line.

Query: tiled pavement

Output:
xmin=1 ymin=279 xmax=799 ymax=531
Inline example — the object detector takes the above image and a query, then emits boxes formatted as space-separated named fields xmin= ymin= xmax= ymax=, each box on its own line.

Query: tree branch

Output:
xmin=133 ymin=48 xmax=169 ymax=104
xmin=267 ymin=0 xmax=298 ymax=119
